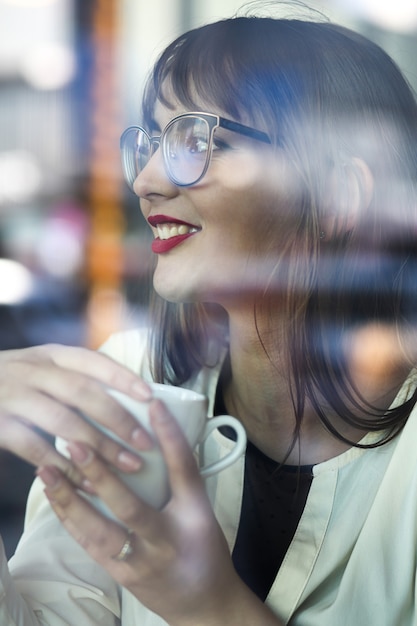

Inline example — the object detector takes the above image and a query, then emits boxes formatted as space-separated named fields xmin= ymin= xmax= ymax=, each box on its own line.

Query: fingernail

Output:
xmin=82 ymin=479 xmax=97 ymax=494
xmin=118 ymin=450 xmax=142 ymax=471
xmin=131 ymin=380 xmax=152 ymax=401
xmin=67 ymin=442 xmax=94 ymax=466
xmin=131 ymin=427 xmax=153 ymax=450
xmin=37 ymin=466 xmax=61 ymax=489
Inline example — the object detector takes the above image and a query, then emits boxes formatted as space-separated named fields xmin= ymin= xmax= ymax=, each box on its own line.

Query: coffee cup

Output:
xmin=76 ymin=383 xmax=246 ymax=519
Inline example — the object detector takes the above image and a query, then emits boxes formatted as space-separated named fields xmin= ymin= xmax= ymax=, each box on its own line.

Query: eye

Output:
xmin=212 ymin=137 xmax=232 ymax=151
xmin=185 ymin=133 xmax=210 ymax=154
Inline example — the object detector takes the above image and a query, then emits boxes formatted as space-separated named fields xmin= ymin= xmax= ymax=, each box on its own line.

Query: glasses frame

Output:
xmin=120 ymin=111 xmax=271 ymax=188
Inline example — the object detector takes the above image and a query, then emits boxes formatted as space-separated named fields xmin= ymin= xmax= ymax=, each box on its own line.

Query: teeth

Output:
xmin=156 ymin=223 xmax=198 ymax=240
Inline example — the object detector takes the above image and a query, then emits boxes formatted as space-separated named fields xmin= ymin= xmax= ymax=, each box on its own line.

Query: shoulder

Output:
xmin=98 ymin=327 xmax=226 ymax=399
xmin=98 ymin=327 xmax=153 ymax=380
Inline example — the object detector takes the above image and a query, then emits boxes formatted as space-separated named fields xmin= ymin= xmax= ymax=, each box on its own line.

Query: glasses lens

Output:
xmin=163 ymin=117 xmax=211 ymax=186
xmin=120 ymin=128 xmax=151 ymax=189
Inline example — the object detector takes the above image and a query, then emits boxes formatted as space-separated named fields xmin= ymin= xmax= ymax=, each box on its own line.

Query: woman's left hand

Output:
xmin=37 ymin=399 xmax=243 ymax=626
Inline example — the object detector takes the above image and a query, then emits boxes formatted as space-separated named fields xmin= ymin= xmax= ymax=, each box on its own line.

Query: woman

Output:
xmin=2 ymin=11 xmax=417 ymax=626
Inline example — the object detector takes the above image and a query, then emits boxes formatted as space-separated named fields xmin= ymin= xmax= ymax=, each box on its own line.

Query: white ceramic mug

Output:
xmin=79 ymin=383 xmax=246 ymax=519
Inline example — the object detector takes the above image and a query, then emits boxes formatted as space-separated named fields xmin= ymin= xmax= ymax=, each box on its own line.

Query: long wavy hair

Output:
xmin=140 ymin=15 xmax=417 ymax=447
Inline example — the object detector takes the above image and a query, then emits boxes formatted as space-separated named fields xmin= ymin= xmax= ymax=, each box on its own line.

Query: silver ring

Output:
xmin=112 ymin=529 xmax=135 ymax=562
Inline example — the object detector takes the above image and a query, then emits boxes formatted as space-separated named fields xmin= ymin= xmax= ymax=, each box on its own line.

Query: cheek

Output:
xmin=221 ymin=150 xmax=298 ymax=192
xmin=217 ymin=154 xmax=302 ymax=231
xmin=214 ymin=152 xmax=274 ymax=191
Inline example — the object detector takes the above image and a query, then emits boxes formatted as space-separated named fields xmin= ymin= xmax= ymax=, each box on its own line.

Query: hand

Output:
xmin=0 ymin=343 xmax=153 ymax=486
xmin=37 ymin=400 xmax=280 ymax=626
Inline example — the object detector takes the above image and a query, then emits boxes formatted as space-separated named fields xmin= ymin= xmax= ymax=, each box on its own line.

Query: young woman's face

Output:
xmin=133 ymin=97 xmax=301 ymax=310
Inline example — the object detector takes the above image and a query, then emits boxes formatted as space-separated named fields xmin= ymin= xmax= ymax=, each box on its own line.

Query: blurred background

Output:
xmin=0 ymin=0 xmax=416 ymax=558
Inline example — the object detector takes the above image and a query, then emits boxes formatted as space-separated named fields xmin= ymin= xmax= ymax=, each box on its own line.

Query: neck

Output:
xmin=221 ymin=312 xmax=411 ymax=465
xmin=223 ymin=311 xmax=298 ymax=462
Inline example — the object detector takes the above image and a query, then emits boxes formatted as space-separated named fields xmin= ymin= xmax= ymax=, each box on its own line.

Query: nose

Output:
xmin=132 ymin=143 xmax=177 ymax=198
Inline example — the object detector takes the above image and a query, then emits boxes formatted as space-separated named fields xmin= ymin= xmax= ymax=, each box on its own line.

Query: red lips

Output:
xmin=148 ymin=214 xmax=200 ymax=254
xmin=151 ymin=232 xmax=196 ymax=253
xmin=148 ymin=215 xmax=194 ymax=228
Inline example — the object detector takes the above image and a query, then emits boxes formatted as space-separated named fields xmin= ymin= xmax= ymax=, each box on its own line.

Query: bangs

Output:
xmin=142 ymin=21 xmax=247 ymax=125
xmin=141 ymin=17 xmax=301 ymax=137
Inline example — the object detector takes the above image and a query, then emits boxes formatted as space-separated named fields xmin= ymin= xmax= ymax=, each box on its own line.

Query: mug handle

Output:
xmin=198 ymin=415 xmax=247 ymax=478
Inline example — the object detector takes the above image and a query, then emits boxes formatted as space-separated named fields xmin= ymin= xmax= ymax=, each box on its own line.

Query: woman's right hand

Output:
xmin=0 ymin=343 xmax=153 ymax=487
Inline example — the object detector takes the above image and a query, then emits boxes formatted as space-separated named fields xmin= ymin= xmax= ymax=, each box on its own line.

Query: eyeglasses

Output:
xmin=120 ymin=111 xmax=271 ymax=189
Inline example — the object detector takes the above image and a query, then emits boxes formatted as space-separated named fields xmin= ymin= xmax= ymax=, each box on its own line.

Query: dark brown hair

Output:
xmin=141 ymin=16 xmax=417 ymax=446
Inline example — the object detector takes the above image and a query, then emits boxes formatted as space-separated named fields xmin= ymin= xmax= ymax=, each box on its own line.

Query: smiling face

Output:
xmin=133 ymin=96 xmax=302 ymax=312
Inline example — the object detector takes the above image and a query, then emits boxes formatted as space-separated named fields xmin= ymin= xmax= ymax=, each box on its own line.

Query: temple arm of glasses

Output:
xmin=218 ymin=117 xmax=271 ymax=144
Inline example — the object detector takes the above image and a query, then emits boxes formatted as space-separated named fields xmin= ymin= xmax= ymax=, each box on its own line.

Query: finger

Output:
xmin=0 ymin=414 xmax=85 ymax=487
xmin=1 ymin=352 xmax=153 ymax=445
xmin=0 ymin=359 xmax=154 ymax=470
xmin=0 ymin=382 xmax=149 ymax=474
xmin=149 ymin=400 xmax=204 ymax=499
xmin=37 ymin=344 xmax=152 ymax=400
xmin=37 ymin=465 xmax=136 ymax=571
xmin=66 ymin=441 xmax=157 ymax=537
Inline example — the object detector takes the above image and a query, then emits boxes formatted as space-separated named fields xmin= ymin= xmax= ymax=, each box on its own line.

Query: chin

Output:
xmin=153 ymin=278 xmax=197 ymax=304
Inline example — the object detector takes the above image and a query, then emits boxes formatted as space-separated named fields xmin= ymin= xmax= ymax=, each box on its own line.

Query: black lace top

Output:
xmin=215 ymin=386 xmax=314 ymax=601
xmin=232 ymin=440 xmax=313 ymax=600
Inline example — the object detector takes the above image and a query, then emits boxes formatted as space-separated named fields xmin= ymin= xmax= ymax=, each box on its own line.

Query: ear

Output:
xmin=321 ymin=157 xmax=374 ymax=239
